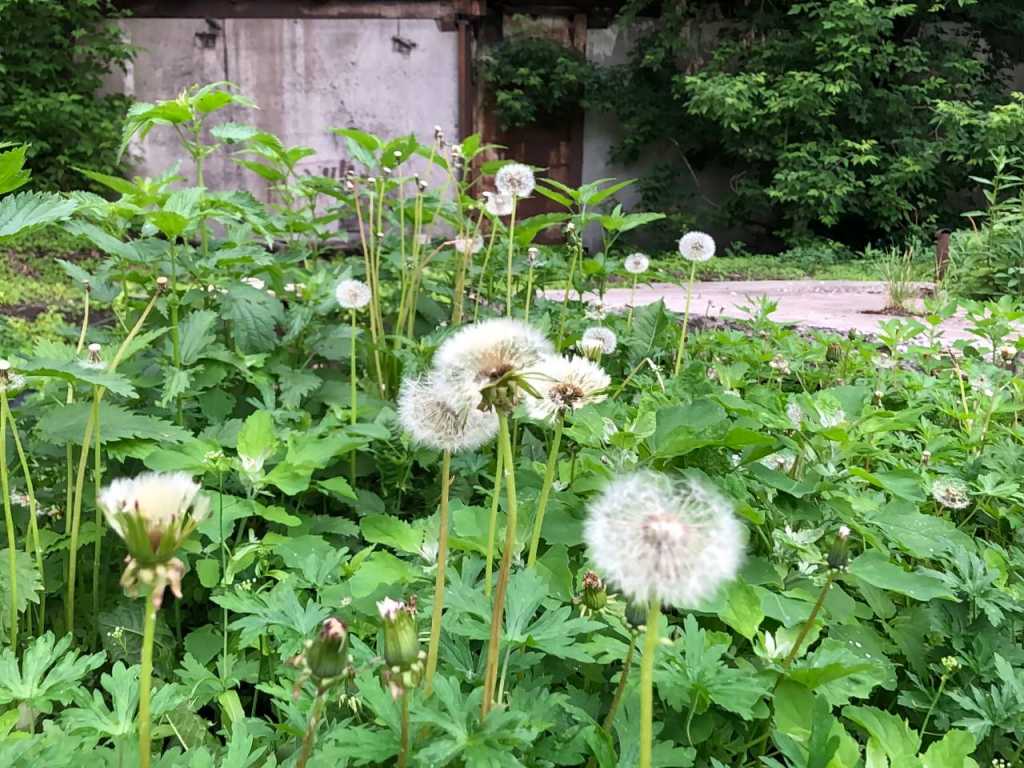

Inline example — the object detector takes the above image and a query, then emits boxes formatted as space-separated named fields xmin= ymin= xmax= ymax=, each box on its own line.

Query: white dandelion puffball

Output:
xmin=678 ymin=231 xmax=716 ymax=262
xmin=525 ymin=355 xmax=611 ymax=422
xmin=582 ymin=326 xmax=617 ymax=355
xmin=398 ymin=371 xmax=499 ymax=452
xmin=931 ymin=477 xmax=970 ymax=510
xmin=335 ymin=279 xmax=372 ymax=311
xmin=495 ymin=162 xmax=535 ymax=199
xmin=624 ymin=252 xmax=650 ymax=275
xmin=484 ymin=191 xmax=515 ymax=217
xmin=584 ymin=471 xmax=743 ymax=607
xmin=0 ymin=360 xmax=26 ymax=394
xmin=98 ymin=471 xmax=210 ymax=543
xmin=433 ymin=318 xmax=553 ymax=405
xmin=241 ymin=276 xmax=266 ymax=291
xmin=453 ymin=234 xmax=484 ymax=255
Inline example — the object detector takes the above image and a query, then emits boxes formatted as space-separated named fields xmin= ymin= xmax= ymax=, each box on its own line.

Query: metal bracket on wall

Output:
xmin=195 ymin=18 xmax=221 ymax=49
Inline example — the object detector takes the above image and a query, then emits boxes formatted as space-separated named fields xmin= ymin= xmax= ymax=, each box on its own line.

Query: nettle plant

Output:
xmin=0 ymin=81 xmax=1021 ymax=767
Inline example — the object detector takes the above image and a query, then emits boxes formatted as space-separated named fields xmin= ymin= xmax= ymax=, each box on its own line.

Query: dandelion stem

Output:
xmin=91 ymin=391 xmax=103 ymax=635
xmin=424 ymin=450 xmax=451 ymax=695
xmin=398 ymin=691 xmax=411 ymax=768
xmin=138 ymin=586 xmax=158 ymax=768
xmin=639 ymin=600 xmax=660 ymax=768
xmin=603 ymin=636 xmax=635 ymax=731
xmin=781 ymin=573 xmax=833 ymax=670
xmin=295 ymin=686 xmax=327 ymax=768
xmin=627 ymin=274 xmax=637 ymax=330
xmin=482 ymin=412 xmax=517 ymax=717
xmin=919 ymin=675 xmax=948 ymax=738
xmin=504 ymin=198 xmax=518 ymax=316
xmin=557 ymin=240 xmax=580 ymax=349
xmin=484 ymin=447 xmax=503 ymax=598
xmin=474 ymin=224 xmax=500 ymax=323
xmin=0 ymin=393 xmax=17 ymax=648
xmin=526 ymin=416 xmax=563 ymax=568
xmin=673 ymin=261 xmax=697 ymax=377
xmin=349 ymin=309 xmax=358 ymax=485
xmin=2 ymin=395 xmax=44 ymax=631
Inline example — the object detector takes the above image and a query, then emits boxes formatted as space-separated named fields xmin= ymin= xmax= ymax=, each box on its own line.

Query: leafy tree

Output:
xmin=0 ymin=0 xmax=133 ymax=190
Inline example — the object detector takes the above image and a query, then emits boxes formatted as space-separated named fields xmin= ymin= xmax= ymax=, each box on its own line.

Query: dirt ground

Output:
xmin=591 ymin=280 xmax=984 ymax=345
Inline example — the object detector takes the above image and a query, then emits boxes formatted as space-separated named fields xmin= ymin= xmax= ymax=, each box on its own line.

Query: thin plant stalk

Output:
xmin=481 ymin=413 xmax=517 ymax=717
xmin=398 ymin=691 xmax=411 ymax=768
xmin=65 ymin=286 xmax=90 ymax=616
xmin=603 ymin=637 xmax=635 ymax=731
xmin=672 ymin=262 xmax=698 ymax=376
xmin=138 ymin=587 xmax=159 ymax=768
xmin=556 ymin=240 xmax=581 ymax=349
xmin=504 ymin=197 xmax=518 ymax=316
xmin=452 ymin=213 xmax=484 ymax=326
xmin=781 ymin=572 xmax=833 ymax=670
xmin=919 ymin=675 xmax=949 ymax=738
xmin=295 ymin=686 xmax=328 ymax=768
xmin=473 ymin=224 xmax=501 ymax=323
xmin=424 ymin=450 xmax=451 ymax=695
xmin=626 ymin=274 xmax=638 ymax=329
xmin=484 ymin=448 xmax=503 ymax=598
xmin=638 ymin=600 xmax=661 ymax=768
xmin=2 ymin=396 xmax=45 ymax=629
xmin=0 ymin=396 xmax=17 ymax=648
xmin=526 ymin=416 xmax=563 ymax=568
xmin=349 ymin=309 xmax=358 ymax=484
xmin=91 ymin=388 xmax=103 ymax=628
xmin=523 ymin=262 xmax=536 ymax=322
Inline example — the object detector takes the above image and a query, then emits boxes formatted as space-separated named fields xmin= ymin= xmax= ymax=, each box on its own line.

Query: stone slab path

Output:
xmin=586 ymin=280 xmax=983 ymax=345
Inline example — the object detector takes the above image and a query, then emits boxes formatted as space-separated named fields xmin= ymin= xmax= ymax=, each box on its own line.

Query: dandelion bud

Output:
xmin=873 ymin=389 xmax=884 ymax=404
xmin=827 ymin=525 xmax=851 ymax=571
xmin=418 ymin=180 xmax=428 ymax=192
xmin=156 ymin=276 xmax=169 ymax=291
xmin=393 ymin=150 xmax=403 ymax=160
xmin=826 ymin=342 xmax=843 ymax=363
xmin=366 ymin=177 xmax=376 ymax=186
xmin=998 ymin=344 xmax=1016 ymax=361
xmin=527 ymin=246 xmax=540 ymax=266
xmin=624 ymin=601 xmax=647 ymax=631
xmin=382 ymin=167 xmax=392 ymax=177
xmin=581 ymin=571 xmax=607 ymax=612
xmin=921 ymin=449 xmax=931 ymax=465
xmin=433 ymin=125 xmax=443 ymax=139
xmin=306 ymin=618 xmax=351 ymax=684
xmin=378 ymin=597 xmax=424 ymax=698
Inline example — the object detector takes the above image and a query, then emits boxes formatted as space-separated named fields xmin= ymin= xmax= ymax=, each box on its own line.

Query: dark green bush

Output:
xmin=0 ymin=0 xmax=133 ymax=190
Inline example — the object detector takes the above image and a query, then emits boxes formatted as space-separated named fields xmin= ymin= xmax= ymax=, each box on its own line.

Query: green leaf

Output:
xmin=36 ymin=402 xmax=190 ymax=447
xmin=20 ymin=359 xmax=137 ymax=398
xmin=0 ymin=145 xmax=30 ymax=195
xmin=717 ymin=580 xmax=764 ymax=640
xmin=317 ymin=476 xmax=357 ymax=500
xmin=0 ymin=191 xmax=77 ymax=240
xmin=222 ymin=284 xmax=284 ymax=354
xmin=360 ymin=514 xmax=422 ymax=555
xmin=179 ymin=310 xmax=219 ymax=366
xmin=848 ymin=467 xmax=926 ymax=502
xmin=842 ymin=705 xmax=920 ymax=762
xmin=848 ymin=551 xmax=956 ymax=602
xmin=236 ymin=410 xmax=275 ymax=461
xmin=920 ymin=730 xmax=977 ymax=768
xmin=195 ymin=559 xmax=221 ymax=589
xmin=347 ymin=551 xmax=419 ymax=598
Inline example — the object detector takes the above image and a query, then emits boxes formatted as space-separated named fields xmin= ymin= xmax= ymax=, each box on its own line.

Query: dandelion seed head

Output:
xmin=397 ymin=371 xmax=498 ymax=452
xmin=624 ymin=252 xmax=650 ymax=275
xmin=495 ymin=162 xmax=535 ymax=198
xmin=335 ymin=279 xmax=372 ymax=311
xmin=584 ymin=471 xmax=743 ymax=607
xmin=483 ymin=191 xmax=515 ymax=217
xmin=453 ymin=234 xmax=484 ymax=255
xmin=678 ymin=231 xmax=716 ymax=262
xmin=931 ymin=476 xmax=970 ymax=510
xmin=582 ymin=326 xmax=617 ymax=355
xmin=525 ymin=355 xmax=610 ymax=422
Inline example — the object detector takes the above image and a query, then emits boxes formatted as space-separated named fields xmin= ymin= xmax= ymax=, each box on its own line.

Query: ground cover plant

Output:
xmin=0 ymin=83 xmax=1021 ymax=767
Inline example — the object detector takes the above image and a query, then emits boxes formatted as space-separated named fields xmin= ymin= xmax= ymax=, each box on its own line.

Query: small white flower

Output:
xmin=397 ymin=370 xmax=499 ymax=452
xmin=769 ymin=355 xmax=790 ymax=375
xmin=624 ymin=252 xmax=650 ymax=275
xmin=241 ymin=276 xmax=266 ymax=291
xmin=495 ymin=162 xmax=535 ymax=199
xmin=581 ymin=327 xmax=617 ymax=355
xmin=678 ymin=231 xmax=716 ymax=262
xmin=376 ymin=597 xmax=406 ymax=622
xmin=99 ymin=472 xmax=209 ymax=543
xmin=931 ymin=477 xmax=970 ymax=510
xmin=527 ymin=247 xmax=541 ymax=267
xmin=525 ymin=355 xmax=610 ymax=422
xmin=483 ymin=191 xmax=515 ymax=217
xmin=453 ymin=234 xmax=484 ymax=255
xmin=335 ymin=279 xmax=372 ymax=311
xmin=584 ymin=471 xmax=744 ymax=607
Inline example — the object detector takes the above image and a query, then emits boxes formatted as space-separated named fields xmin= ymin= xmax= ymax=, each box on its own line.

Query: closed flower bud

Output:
xmin=581 ymin=571 xmax=607 ymax=612
xmin=826 ymin=342 xmax=843 ymax=363
xmin=624 ymin=601 xmax=647 ymax=632
xmin=378 ymin=597 xmax=424 ymax=697
xmin=306 ymin=618 xmax=351 ymax=684
xmin=827 ymin=525 xmax=851 ymax=571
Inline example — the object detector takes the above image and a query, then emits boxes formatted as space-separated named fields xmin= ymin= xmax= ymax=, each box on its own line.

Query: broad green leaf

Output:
xmin=848 ymin=551 xmax=956 ymax=602
xmin=0 ymin=191 xmax=77 ymax=240
xmin=360 ymin=514 xmax=422 ymax=554
xmin=717 ymin=579 xmax=764 ymax=640
xmin=36 ymin=402 xmax=190 ymax=447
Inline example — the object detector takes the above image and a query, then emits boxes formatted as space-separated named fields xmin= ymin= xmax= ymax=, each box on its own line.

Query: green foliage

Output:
xmin=0 ymin=0 xmax=133 ymax=190
xmin=591 ymin=0 xmax=1024 ymax=246
xmin=480 ymin=36 xmax=591 ymax=129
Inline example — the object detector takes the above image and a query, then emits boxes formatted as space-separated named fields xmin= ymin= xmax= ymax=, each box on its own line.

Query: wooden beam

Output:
xmin=117 ymin=1 xmax=455 ymax=19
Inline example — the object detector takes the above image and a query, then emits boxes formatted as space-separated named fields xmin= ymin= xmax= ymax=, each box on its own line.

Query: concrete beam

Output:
xmin=118 ymin=1 xmax=462 ymax=20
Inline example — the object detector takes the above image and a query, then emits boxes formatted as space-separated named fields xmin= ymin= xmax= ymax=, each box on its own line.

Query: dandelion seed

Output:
xmin=525 ymin=355 xmax=610 ymax=422
xmin=335 ymin=279 xmax=372 ymax=311
xmin=495 ymin=162 xmax=535 ymax=199
xmin=584 ymin=471 xmax=743 ymax=607
xmin=397 ymin=371 xmax=498 ymax=452
xmin=483 ymin=191 xmax=514 ymax=217
xmin=931 ymin=476 xmax=970 ymax=510
xmin=582 ymin=326 xmax=617 ymax=355
xmin=624 ymin=252 xmax=650 ymax=275
xmin=678 ymin=231 xmax=716 ymax=262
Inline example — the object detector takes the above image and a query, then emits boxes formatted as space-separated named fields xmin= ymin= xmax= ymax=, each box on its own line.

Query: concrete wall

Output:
xmin=114 ymin=18 xmax=459 ymax=197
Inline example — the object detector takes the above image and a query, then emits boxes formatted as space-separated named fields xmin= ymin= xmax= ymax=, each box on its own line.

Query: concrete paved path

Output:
xmin=583 ymin=280 xmax=983 ymax=345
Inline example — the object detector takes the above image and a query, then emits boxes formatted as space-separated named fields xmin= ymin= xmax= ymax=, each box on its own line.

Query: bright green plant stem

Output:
xmin=626 ymin=274 xmax=638 ymax=329
xmin=639 ymin=600 xmax=660 ymax=768
xmin=524 ymin=263 xmax=535 ymax=321
xmin=482 ymin=413 xmax=517 ymax=716
xmin=138 ymin=587 xmax=158 ymax=768
xmin=603 ymin=636 xmax=635 ymax=731
xmin=424 ymin=450 xmax=451 ymax=695
xmin=556 ymin=241 xmax=581 ymax=349
xmin=2 ymin=395 xmax=45 ymax=631
xmin=398 ymin=690 xmax=411 ymax=768
xmin=673 ymin=261 xmax=698 ymax=376
xmin=484 ymin=448 xmax=503 ymax=598
xmin=782 ymin=572 xmax=833 ymax=670
xmin=919 ymin=674 xmax=948 ymax=738
xmin=67 ymin=288 xmax=160 ymax=635
xmin=349 ymin=309 xmax=358 ymax=484
xmin=504 ymin=197 xmax=518 ymax=316
xmin=0 ymin=393 xmax=17 ymax=648
xmin=295 ymin=686 xmax=327 ymax=768
xmin=526 ymin=415 xmax=563 ymax=568
xmin=91 ymin=390 xmax=103 ymax=632
xmin=474 ymin=225 xmax=501 ymax=323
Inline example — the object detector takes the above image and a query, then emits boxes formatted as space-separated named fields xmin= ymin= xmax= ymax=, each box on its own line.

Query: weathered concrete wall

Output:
xmin=114 ymin=18 xmax=459 ymax=197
